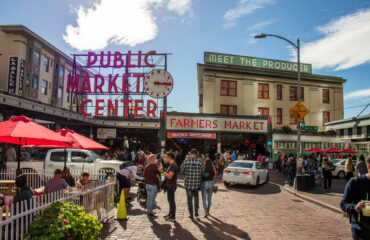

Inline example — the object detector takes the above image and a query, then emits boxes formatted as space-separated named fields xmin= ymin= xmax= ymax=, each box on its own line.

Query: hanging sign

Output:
xmin=18 ymin=59 xmax=25 ymax=94
xmin=7 ymin=56 xmax=18 ymax=93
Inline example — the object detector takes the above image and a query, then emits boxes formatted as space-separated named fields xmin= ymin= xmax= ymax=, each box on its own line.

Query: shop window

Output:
xmin=59 ymin=65 xmax=65 ymax=79
xmin=258 ymin=83 xmax=269 ymax=99
xmin=289 ymin=86 xmax=304 ymax=101
xmin=323 ymin=111 xmax=330 ymax=125
xmin=323 ymin=89 xmax=330 ymax=103
xmin=43 ymin=57 xmax=49 ymax=72
xmin=277 ymin=108 xmax=282 ymax=125
xmin=58 ymin=87 xmax=63 ymax=99
xmin=258 ymin=107 xmax=269 ymax=117
xmin=199 ymin=94 xmax=203 ymax=107
xmin=41 ymin=80 xmax=48 ymax=95
xmin=276 ymin=84 xmax=282 ymax=100
xmin=33 ymin=51 xmax=40 ymax=65
xmin=357 ymin=127 xmax=362 ymax=137
xmin=348 ymin=128 xmax=353 ymax=137
xmin=221 ymin=80 xmax=237 ymax=96
xmin=221 ymin=105 xmax=237 ymax=115
xmin=290 ymin=114 xmax=297 ymax=125
xmin=340 ymin=129 xmax=344 ymax=138
xmin=32 ymin=75 xmax=39 ymax=90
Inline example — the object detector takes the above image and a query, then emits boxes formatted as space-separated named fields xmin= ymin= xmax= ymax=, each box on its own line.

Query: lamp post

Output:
xmin=254 ymin=33 xmax=301 ymax=157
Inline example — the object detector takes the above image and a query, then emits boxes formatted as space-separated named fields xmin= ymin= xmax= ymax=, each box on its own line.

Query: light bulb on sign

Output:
xmin=144 ymin=69 xmax=174 ymax=98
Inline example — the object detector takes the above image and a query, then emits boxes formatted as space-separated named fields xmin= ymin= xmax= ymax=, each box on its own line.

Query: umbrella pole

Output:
xmin=17 ymin=137 xmax=21 ymax=171
xmin=64 ymin=148 xmax=67 ymax=171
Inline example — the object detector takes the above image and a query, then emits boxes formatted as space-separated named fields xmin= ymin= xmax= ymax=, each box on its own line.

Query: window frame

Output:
xmin=220 ymin=104 xmax=237 ymax=115
xmin=33 ymin=51 xmax=40 ymax=65
xmin=357 ymin=126 xmax=362 ymax=137
xmin=199 ymin=94 xmax=203 ymax=107
xmin=277 ymin=108 xmax=282 ymax=125
xmin=220 ymin=80 xmax=237 ymax=97
xmin=32 ymin=75 xmax=39 ymax=90
xmin=258 ymin=83 xmax=269 ymax=99
xmin=41 ymin=80 xmax=48 ymax=95
xmin=57 ymin=87 xmax=63 ymax=99
xmin=290 ymin=114 xmax=297 ymax=125
xmin=289 ymin=86 xmax=304 ymax=101
xmin=43 ymin=57 xmax=49 ymax=72
xmin=323 ymin=89 xmax=330 ymax=104
xmin=276 ymin=84 xmax=282 ymax=100
xmin=258 ymin=107 xmax=269 ymax=117
xmin=59 ymin=65 xmax=65 ymax=79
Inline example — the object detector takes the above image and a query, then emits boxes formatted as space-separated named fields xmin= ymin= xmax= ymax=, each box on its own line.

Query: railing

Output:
xmin=0 ymin=180 xmax=116 ymax=240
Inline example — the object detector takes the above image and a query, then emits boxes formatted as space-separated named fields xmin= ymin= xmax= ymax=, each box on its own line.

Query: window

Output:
xmin=276 ymin=84 xmax=282 ymax=100
xmin=348 ymin=128 xmax=353 ymax=137
xmin=50 ymin=152 xmax=66 ymax=162
xmin=66 ymin=69 xmax=71 ymax=78
xmin=199 ymin=94 xmax=203 ymax=107
xmin=221 ymin=80 xmax=237 ymax=96
xmin=72 ymin=93 xmax=76 ymax=104
xmin=43 ymin=57 xmax=49 ymax=72
xmin=340 ymin=129 xmax=344 ymax=138
xmin=323 ymin=111 xmax=330 ymax=125
xmin=32 ymin=75 xmax=39 ymax=90
xmin=33 ymin=51 xmax=40 ymax=65
xmin=41 ymin=80 xmax=48 ymax=95
xmin=357 ymin=127 xmax=362 ymax=137
xmin=66 ymin=92 xmax=70 ymax=103
xmin=289 ymin=86 xmax=304 ymax=101
xmin=220 ymin=105 xmax=237 ymax=115
xmin=58 ymin=87 xmax=63 ymax=99
xmin=71 ymin=152 xmax=90 ymax=163
xmin=290 ymin=114 xmax=297 ymax=125
xmin=323 ymin=89 xmax=330 ymax=103
xmin=277 ymin=108 xmax=282 ymax=125
xmin=367 ymin=126 xmax=370 ymax=137
xmin=229 ymin=162 xmax=253 ymax=168
xmin=258 ymin=107 xmax=269 ymax=117
xmin=59 ymin=66 xmax=65 ymax=79
xmin=258 ymin=83 xmax=269 ymax=99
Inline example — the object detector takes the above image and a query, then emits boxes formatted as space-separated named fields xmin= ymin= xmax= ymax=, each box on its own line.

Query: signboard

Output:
xmin=167 ymin=116 xmax=268 ymax=133
xmin=18 ymin=59 xmax=25 ymax=94
xmin=7 ymin=57 xmax=18 ymax=93
xmin=97 ymin=128 xmax=116 ymax=139
xmin=167 ymin=132 xmax=217 ymax=139
xmin=301 ymin=126 xmax=318 ymax=132
xmin=204 ymin=52 xmax=312 ymax=74
xmin=289 ymin=102 xmax=310 ymax=121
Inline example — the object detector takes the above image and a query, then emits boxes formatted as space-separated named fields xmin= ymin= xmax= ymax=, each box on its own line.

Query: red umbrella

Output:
xmin=56 ymin=129 xmax=109 ymax=150
xmin=0 ymin=116 xmax=72 ymax=169
xmin=341 ymin=148 xmax=359 ymax=153
xmin=307 ymin=147 xmax=325 ymax=153
xmin=325 ymin=148 xmax=341 ymax=153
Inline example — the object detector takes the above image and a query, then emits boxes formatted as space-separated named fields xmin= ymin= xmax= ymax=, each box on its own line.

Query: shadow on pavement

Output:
xmin=97 ymin=218 xmax=117 ymax=239
xmin=225 ymin=182 xmax=281 ymax=195
xmin=148 ymin=218 xmax=197 ymax=240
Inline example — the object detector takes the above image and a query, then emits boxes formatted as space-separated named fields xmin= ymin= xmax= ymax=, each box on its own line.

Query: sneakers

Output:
xmin=204 ymin=212 xmax=209 ymax=218
xmin=188 ymin=214 xmax=194 ymax=219
xmin=195 ymin=212 xmax=199 ymax=218
xmin=166 ymin=217 xmax=176 ymax=222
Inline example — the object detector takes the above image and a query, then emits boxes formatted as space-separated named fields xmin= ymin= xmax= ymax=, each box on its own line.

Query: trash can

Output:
xmin=295 ymin=174 xmax=310 ymax=191
xmin=305 ymin=171 xmax=315 ymax=190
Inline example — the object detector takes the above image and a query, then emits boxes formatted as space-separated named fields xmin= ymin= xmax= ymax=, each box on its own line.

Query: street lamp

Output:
xmin=254 ymin=33 xmax=302 ymax=157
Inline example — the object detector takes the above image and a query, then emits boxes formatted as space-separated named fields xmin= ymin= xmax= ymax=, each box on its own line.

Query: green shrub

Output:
xmin=25 ymin=201 xmax=102 ymax=240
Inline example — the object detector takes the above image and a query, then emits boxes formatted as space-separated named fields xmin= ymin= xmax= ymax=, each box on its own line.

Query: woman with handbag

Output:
xmin=201 ymin=158 xmax=216 ymax=217
xmin=143 ymin=154 xmax=162 ymax=218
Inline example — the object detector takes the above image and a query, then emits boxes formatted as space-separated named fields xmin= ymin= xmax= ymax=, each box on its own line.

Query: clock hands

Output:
xmin=154 ymin=81 xmax=172 ymax=86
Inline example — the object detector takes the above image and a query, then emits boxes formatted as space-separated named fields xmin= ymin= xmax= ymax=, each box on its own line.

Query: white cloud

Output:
xmin=344 ymin=88 xmax=370 ymax=100
xmin=300 ymin=9 xmax=370 ymax=70
xmin=223 ymin=0 xmax=275 ymax=28
xmin=247 ymin=19 xmax=277 ymax=31
xmin=167 ymin=0 xmax=192 ymax=16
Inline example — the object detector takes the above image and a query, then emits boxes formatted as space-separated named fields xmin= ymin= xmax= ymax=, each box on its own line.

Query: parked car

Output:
xmin=222 ymin=160 xmax=269 ymax=188
xmin=331 ymin=159 xmax=357 ymax=179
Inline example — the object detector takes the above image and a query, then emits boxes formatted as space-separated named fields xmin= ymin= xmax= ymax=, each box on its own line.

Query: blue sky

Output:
xmin=1 ymin=0 xmax=370 ymax=118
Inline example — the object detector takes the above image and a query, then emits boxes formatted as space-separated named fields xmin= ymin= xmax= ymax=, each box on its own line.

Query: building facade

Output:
xmin=198 ymin=52 xmax=345 ymax=132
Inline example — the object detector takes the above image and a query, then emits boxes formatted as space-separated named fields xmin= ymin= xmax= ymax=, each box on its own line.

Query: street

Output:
xmin=102 ymin=171 xmax=352 ymax=240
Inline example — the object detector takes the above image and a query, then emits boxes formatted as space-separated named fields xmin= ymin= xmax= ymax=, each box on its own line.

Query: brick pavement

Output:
xmin=101 ymin=174 xmax=352 ymax=240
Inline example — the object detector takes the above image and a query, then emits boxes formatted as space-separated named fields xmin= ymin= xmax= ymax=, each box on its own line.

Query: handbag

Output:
xmin=160 ymin=175 xmax=167 ymax=192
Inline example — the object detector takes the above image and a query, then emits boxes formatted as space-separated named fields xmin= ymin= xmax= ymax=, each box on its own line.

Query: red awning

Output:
xmin=307 ymin=147 xmax=325 ymax=153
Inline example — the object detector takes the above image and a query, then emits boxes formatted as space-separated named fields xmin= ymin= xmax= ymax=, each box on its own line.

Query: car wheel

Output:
xmin=224 ymin=182 xmax=230 ymax=187
xmin=255 ymin=177 xmax=260 ymax=188
xmin=265 ymin=174 xmax=269 ymax=184
xmin=338 ymin=171 xmax=345 ymax=179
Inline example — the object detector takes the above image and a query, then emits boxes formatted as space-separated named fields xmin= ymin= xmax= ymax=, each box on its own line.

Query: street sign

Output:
xmin=299 ymin=121 xmax=305 ymax=127
xmin=289 ymin=102 xmax=310 ymax=121
xmin=301 ymin=126 xmax=318 ymax=132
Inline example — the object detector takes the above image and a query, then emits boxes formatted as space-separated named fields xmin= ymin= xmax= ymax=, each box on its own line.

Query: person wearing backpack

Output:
xmin=201 ymin=158 xmax=216 ymax=217
xmin=340 ymin=155 xmax=370 ymax=239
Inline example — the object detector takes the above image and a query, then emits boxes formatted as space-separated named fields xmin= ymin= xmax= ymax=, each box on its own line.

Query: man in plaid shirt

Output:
xmin=181 ymin=149 xmax=203 ymax=218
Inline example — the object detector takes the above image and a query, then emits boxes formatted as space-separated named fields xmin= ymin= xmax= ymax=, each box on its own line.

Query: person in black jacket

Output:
xmin=340 ymin=156 xmax=370 ymax=240
xmin=63 ymin=167 xmax=76 ymax=187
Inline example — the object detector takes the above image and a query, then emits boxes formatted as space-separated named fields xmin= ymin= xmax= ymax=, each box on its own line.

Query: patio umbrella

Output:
xmin=325 ymin=148 xmax=341 ymax=153
xmin=0 ymin=116 xmax=72 ymax=170
xmin=307 ymin=147 xmax=325 ymax=153
xmin=56 ymin=129 xmax=109 ymax=150
xmin=341 ymin=148 xmax=359 ymax=154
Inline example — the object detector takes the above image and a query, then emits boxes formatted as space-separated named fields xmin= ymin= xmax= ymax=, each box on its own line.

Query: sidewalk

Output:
xmin=269 ymin=170 xmax=345 ymax=214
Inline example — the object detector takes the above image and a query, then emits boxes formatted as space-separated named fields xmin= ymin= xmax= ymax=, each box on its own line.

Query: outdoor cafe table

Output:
xmin=0 ymin=180 xmax=16 ymax=195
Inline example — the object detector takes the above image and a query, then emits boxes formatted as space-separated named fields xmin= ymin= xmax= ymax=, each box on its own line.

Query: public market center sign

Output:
xmin=204 ymin=52 xmax=312 ymax=74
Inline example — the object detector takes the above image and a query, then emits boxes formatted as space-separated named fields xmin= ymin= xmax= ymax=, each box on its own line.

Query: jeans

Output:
xmin=186 ymin=189 xmax=199 ymax=215
xmin=323 ymin=172 xmax=332 ymax=190
xmin=167 ymin=186 xmax=177 ymax=218
xmin=201 ymin=181 xmax=214 ymax=212
xmin=146 ymin=184 xmax=158 ymax=214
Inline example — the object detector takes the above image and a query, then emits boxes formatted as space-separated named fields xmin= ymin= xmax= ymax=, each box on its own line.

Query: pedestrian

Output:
xmin=45 ymin=169 xmax=69 ymax=194
xmin=201 ymin=158 xmax=216 ymax=217
xmin=78 ymin=172 xmax=92 ymax=186
xmin=117 ymin=162 xmax=144 ymax=202
xmin=340 ymin=155 xmax=370 ymax=240
xmin=181 ymin=149 xmax=203 ymax=219
xmin=162 ymin=152 xmax=177 ymax=222
xmin=345 ymin=157 xmax=355 ymax=183
xmin=20 ymin=148 xmax=31 ymax=162
xmin=322 ymin=158 xmax=334 ymax=190
xmin=143 ymin=154 xmax=162 ymax=218
xmin=63 ymin=167 xmax=76 ymax=187
xmin=5 ymin=144 xmax=17 ymax=162
xmin=287 ymin=156 xmax=297 ymax=186
xmin=356 ymin=155 xmax=368 ymax=176
xmin=218 ymin=154 xmax=225 ymax=177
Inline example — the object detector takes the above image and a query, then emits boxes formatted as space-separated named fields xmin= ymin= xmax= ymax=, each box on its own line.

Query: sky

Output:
xmin=1 ymin=0 xmax=370 ymax=119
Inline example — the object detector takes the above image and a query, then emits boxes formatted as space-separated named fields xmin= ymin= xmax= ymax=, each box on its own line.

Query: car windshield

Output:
xmin=228 ymin=162 xmax=253 ymax=168
xmin=90 ymin=151 xmax=105 ymax=161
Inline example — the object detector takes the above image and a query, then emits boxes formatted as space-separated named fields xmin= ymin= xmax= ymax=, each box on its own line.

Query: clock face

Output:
xmin=144 ymin=69 xmax=173 ymax=98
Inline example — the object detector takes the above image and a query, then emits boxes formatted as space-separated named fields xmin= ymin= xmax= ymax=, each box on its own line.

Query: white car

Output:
xmin=222 ymin=160 xmax=269 ymax=188
xmin=331 ymin=159 xmax=356 ymax=179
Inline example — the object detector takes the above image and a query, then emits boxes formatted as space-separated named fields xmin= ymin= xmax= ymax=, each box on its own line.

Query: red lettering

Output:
xmin=254 ymin=122 xmax=259 ymax=130
xmin=94 ymin=74 xmax=104 ymax=93
xmin=80 ymin=99 xmax=92 ymax=116
xmin=175 ymin=120 xmax=183 ymax=128
xmin=108 ymin=74 xmax=119 ymax=93
xmin=113 ymin=51 xmax=124 ymax=68
xmin=260 ymin=122 xmax=264 ymax=130
xmin=240 ymin=121 xmax=245 ymax=130
xmin=120 ymin=99 xmax=132 ymax=117
xmin=133 ymin=74 xmax=144 ymax=93
xmin=107 ymin=99 xmax=118 ymax=117
xmin=80 ymin=74 xmax=91 ymax=93
xmin=87 ymin=52 xmax=97 ymax=67
xmin=67 ymin=74 xmax=79 ymax=93
xmin=100 ymin=51 xmax=111 ymax=68
xmin=205 ymin=120 xmax=211 ymax=129
xmin=126 ymin=51 xmax=136 ymax=68
xmin=170 ymin=118 xmax=176 ymax=127
xmin=245 ymin=122 xmax=251 ymax=130
xmin=137 ymin=51 xmax=142 ymax=68
xmin=134 ymin=100 xmax=143 ymax=118
xmin=144 ymin=51 xmax=156 ymax=68
xmin=146 ymin=100 xmax=157 ymax=117
xmin=95 ymin=99 xmax=104 ymax=116
xmin=184 ymin=119 xmax=190 ymax=128
xmin=199 ymin=120 xmax=204 ymax=128
xmin=225 ymin=121 xmax=232 ymax=129
xmin=191 ymin=120 xmax=198 ymax=128
xmin=232 ymin=121 xmax=239 ymax=129
xmin=213 ymin=120 xmax=218 ymax=128
xmin=122 ymin=73 xmax=131 ymax=93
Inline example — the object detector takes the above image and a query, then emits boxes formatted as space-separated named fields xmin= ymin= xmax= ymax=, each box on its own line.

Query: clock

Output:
xmin=144 ymin=69 xmax=173 ymax=98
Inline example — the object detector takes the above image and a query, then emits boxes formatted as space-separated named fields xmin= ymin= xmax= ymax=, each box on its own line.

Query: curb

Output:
xmin=271 ymin=182 xmax=344 ymax=215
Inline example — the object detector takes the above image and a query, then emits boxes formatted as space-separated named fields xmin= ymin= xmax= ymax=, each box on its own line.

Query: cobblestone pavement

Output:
xmin=101 ymin=173 xmax=352 ymax=240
